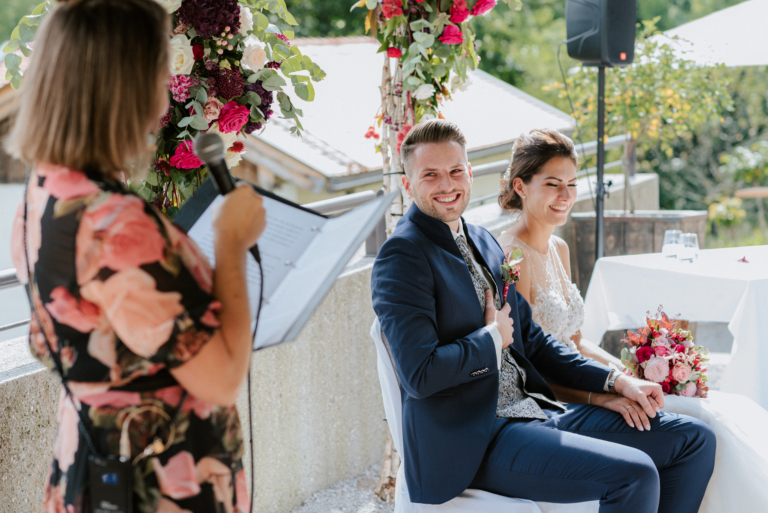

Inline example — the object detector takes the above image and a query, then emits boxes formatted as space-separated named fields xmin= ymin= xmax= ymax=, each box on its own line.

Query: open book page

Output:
xmin=186 ymin=194 xmax=326 ymax=309
xmin=253 ymin=196 xmax=391 ymax=349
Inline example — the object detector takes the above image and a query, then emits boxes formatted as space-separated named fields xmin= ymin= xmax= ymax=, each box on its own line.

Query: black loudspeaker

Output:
xmin=566 ymin=0 xmax=636 ymax=67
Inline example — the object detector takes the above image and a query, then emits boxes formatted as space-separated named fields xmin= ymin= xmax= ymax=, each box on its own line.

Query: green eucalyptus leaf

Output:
xmin=262 ymin=73 xmax=287 ymax=90
xmin=18 ymin=42 xmax=32 ymax=57
xmin=10 ymin=76 xmax=22 ymax=89
xmin=294 ymin=81 xmax=315 ymax=102
xmin=432 ymin=63 xmax=448 ymax=78
xmin=177 ymin=116 xmax=193 ymax=128
xmin=4 ymin=53 xmax=22 ymax=70
xmin=281 ymin=11 xmax=298 ymax=25
xmin=273 ymin=43 xmax=291 ymax=59
xmin=406 ymin=76 xmax=421 ymax=86
xmin=18 ymin=23 xmax=36 ymax=43
xmin=190 ymin=115 xmax=209 ymax=131
xmin=255 ymin=12 xmax=269 ymax=30
xmin=177 ymin=130 xmax=191 ymax=139
xmin=3 ymin=40 xmax=19 ymax=53
xmin=365 ymin=0 xmax=378 ymax=8
xmin=146 ymin=171 xmax=159 ymax=186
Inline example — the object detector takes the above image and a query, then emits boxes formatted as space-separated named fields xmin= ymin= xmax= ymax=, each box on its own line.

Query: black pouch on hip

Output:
xmin=89 ymin=455 xmax=133 ymax=513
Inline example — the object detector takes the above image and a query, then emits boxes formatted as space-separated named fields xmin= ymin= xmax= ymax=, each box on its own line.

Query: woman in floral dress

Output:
xmin=6 ymin=1 xmax=265 ymax=511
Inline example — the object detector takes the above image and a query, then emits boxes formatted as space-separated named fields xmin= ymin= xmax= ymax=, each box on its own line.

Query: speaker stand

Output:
xmin=595 ymin=65 xmax=606 ymax=260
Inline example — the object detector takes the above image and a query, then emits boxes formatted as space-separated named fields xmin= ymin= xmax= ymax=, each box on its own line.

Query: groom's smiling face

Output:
xmin=402 ymin=141 xmax=473 ymax=228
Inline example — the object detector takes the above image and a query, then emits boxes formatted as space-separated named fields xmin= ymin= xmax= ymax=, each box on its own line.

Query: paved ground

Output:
xmin=289 ymin=465 xmax=394 ymax=513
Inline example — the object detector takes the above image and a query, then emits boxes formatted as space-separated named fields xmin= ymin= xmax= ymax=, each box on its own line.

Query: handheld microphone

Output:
xmin=194 ymin=132 xmax=261 ymax=263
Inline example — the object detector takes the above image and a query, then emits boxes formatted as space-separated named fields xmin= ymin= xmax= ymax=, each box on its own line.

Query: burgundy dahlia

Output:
xmin=177 ymin=0 xmax=240 ymax=40
xmin=243 ymin=80 xmax=275 ymax=134
xmin=215 ymin=67 xmax=245 ymax=100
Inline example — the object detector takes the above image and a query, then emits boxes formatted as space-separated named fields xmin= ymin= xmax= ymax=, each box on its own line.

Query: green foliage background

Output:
xmin=4 ymin=0 xmax=767 ymax=237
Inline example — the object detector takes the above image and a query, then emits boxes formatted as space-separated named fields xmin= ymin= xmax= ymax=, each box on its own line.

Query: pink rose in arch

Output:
xmin=203 ymin=96 xmax=224 ymax=123
xmin=450 ymin=0 xmax=470 ymax=23
xmin=471 ymin=0 xmax=496 ymax=16
xmin=671 ymin=362 xmax=692 ymax=383
xmin=439 ymin=25 xmax=464 ymax=45
xmin=653 ymin=345 xmax=670 ymax=357
xmin=152 ymin=451 xmax=201 ymax=499
xmin=170 ymin=140 xmax=205 ymax=170
xmin=218 ymin=101 xmax=250 ymax=133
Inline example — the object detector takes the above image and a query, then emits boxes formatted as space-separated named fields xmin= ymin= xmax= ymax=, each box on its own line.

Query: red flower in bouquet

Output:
xmin=500 ymin=248 xmax=523 ymax=302
xmin=439 ymin=25 xmax=464 ymax=45
xmin=387 ymin=47 xmax=403 ymax=59
xmin=170 ymin=141 xmax=204 ymax=170
xmin=620 ymin=308 xmax=709 ymax=398
xmin=218 ymin=101 xmax=250 ymax=133
xmin=471 ymin=0 xmax=497 ymax=16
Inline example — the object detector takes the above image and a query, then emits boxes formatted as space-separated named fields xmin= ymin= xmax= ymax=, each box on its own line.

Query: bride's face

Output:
xmin=515 ymin=156 xmax=578 ymax=227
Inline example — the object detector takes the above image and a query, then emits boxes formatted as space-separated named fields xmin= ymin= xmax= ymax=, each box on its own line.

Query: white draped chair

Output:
xmin=370 ymin=318 xmax=600 ymax=513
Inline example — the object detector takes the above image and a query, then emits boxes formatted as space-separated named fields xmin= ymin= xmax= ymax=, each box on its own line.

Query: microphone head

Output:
xmin=194 ymin=132 xmax=226 ymax=163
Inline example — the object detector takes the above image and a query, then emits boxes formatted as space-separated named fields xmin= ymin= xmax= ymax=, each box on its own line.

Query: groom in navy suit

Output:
xmin=371 ymin=120 xmax=715 ymax=513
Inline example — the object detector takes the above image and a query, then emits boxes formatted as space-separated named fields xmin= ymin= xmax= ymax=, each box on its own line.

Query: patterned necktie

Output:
xmin=456 ymin=235 xmax=500 ymax=311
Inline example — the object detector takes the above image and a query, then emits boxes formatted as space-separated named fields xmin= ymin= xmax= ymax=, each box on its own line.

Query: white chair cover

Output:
xmin=370 ymin=318 xmax=599 ymax=513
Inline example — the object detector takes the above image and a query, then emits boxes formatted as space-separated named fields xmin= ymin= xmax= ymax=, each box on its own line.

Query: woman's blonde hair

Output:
xmin=4 ymin=0 xmax=170 ymax=175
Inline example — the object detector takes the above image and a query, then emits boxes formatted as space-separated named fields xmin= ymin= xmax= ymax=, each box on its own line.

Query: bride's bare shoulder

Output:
xmin=497 ymin=228 xmax=521 ymax=251
xmin=551 ymin=234 xmax=570 ymax=255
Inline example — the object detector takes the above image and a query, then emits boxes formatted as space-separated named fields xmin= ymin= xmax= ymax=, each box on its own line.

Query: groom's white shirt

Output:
xmin=451 ymin=218 xmax=504 ymax=370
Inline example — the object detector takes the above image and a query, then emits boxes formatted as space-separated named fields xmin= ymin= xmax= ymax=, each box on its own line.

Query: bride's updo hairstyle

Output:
xmin=4 ymin=0 xmax=169 ymax=176
xmin=498 ymin=129 xmax=579 ymax=211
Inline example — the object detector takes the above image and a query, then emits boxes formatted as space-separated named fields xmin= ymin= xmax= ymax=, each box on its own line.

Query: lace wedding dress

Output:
xmin=499 ymin=230 xmax=768 ymax=513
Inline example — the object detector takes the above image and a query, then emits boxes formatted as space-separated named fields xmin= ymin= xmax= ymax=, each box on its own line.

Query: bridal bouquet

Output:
xmin=620 ymin=308 xmax=709 ymax=397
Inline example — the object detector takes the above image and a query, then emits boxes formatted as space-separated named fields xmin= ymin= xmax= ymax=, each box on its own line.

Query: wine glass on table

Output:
xmin=678 ymin=233 xmax=700 ymax=263
xmin=662 ymin=230 xmax=683 ymax=258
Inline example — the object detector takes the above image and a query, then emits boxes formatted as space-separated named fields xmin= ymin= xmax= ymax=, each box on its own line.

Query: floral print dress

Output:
xmin=11 ymin=163 xmax=248 ymax=513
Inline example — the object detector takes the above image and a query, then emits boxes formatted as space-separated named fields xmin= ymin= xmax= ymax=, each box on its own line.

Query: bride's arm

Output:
xmin=547 ymin=381 xmax=650 ymax=430
xmin=556 ymin=239 xmax=625 ymax=369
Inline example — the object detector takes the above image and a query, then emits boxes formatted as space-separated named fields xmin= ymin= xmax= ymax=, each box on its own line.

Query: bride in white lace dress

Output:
xmin=496 ymin=129 xmax=768 ymax=513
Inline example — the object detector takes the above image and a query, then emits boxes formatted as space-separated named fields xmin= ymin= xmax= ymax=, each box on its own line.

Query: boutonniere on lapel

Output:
xmin=501 ymin=248 xmax=523 ymax=301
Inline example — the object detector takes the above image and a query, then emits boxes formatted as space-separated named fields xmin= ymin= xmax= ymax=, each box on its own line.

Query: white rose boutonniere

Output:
xmin=414 ymin=84 xmax=436 ymax=101
xmin=155 ymin=0 xmax=182 ymax=14
xmin=170 ymin=34 xmax=195 ymax=76
xmin=239 ymin=6 xmax=254 ymax=35
xmin=241 ymin=36 xmax=268 ymax=72
xmin=225 ymin=149 xmax=244 ymax=168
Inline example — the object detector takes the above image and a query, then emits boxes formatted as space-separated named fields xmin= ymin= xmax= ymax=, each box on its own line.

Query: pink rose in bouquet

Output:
xmin=680 ymin=382 xmax=698 ymax=397
xmin=439 ymin=25 xmax=464 ymax=45
xmin=218 ymin=101 xmax=250 ymax=133
xmin=672 ymin=362 xmax=692 ymax=383
xmin=643 ymin=357 xmax=669 ymax=383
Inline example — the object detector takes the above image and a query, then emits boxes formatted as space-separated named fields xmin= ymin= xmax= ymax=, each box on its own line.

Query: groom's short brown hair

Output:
xmin=400 ymin=120 xmax=467 ymax=176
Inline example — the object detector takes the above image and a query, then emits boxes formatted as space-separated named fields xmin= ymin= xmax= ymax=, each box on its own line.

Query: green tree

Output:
xmin=0 ymin=0 xmax=39 ymax=43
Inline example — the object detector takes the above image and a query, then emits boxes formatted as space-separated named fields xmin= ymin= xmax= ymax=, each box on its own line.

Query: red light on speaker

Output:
xmin=620 ymin=52 xmax=627 ymax=61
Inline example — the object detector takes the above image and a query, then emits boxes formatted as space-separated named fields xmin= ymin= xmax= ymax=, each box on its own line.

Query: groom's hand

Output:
xmin=614 ymin=374 xmax=665 ymax=419
xmin=484 ymin=290 xmax=514 ymax=349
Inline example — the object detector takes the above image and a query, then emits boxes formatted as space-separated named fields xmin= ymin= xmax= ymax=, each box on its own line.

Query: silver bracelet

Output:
xmin=588 ymin=392 xmax=592 ymax=405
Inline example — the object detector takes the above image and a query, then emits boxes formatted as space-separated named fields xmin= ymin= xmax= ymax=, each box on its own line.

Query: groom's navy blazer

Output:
xmin=371 ymin=202 xmax=612 ymax=504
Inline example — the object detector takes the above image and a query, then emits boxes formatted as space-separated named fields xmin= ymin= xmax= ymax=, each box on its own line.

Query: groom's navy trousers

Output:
xmin=371 ymin=202 xmax=715 ymax=513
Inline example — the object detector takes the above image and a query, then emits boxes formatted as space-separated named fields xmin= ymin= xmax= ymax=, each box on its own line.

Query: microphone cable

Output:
xmin=247 ymin=256 xmax=263 ymax=513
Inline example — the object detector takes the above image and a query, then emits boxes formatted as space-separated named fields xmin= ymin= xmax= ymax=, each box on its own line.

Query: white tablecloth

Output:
xmin=582 ymin=245 xmax=768 ymax=409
